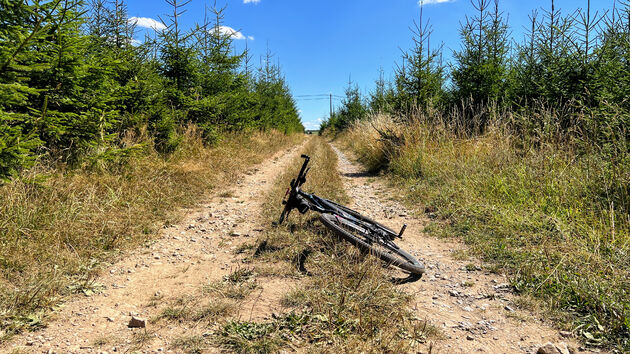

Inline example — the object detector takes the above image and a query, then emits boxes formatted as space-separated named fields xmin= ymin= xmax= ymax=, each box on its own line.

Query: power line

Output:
xmin=295 ymin=97 xmax=342 ymax=101
xmin=295 ymin=94 xmax=344 ymax=98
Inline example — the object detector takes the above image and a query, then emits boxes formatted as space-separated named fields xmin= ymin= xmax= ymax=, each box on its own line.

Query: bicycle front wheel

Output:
xmin=319 ymin=213 xmax=425 ymax=276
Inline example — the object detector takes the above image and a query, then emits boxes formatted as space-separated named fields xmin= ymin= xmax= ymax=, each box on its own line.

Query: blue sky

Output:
xmin=126 ymin=0 xmax=615 ymax=130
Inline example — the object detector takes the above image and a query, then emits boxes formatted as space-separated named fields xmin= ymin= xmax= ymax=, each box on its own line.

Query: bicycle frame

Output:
xmin=277 ymin=155 xmax=403 ymax=247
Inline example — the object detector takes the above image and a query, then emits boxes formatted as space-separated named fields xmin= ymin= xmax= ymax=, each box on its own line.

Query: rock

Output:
xmin=504 ymin=305 xmax=515 ymax=312
xmin=537 ymin=343 xmax=561 ymax=354
xmin=555 ymin=342 xmax=571 ymax=354
xmin=494 ymin=283 xmax=512 ymax=291
xmin=448 ymin=290 xmax=460 ymax=297
xmin=463 ymin=306 xmax=473 ymax=312
xmin=466 ymin=334 xmax=474 ymax=341
xmin=230 ymin=231 xmax=241 ymax=237
xmin=537 ymin=342 xmax=572 ymax=354
xmin=127 ymin=316 xmax=146 ymax=328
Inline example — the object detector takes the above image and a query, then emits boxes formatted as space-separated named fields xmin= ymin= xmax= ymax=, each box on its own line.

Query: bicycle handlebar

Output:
xmin=275 ymin=154 xmax=311 ymax=225
xmin=291 ymin=154 xmax=311 ymax=189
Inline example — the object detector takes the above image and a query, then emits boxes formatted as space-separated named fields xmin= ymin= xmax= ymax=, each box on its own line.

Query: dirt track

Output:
xmin=331 ymin=145 xmax=584 ymax=354
xmin=3 ymin=138 xmax=585 ymax=353
xmin=2 ymin=139 xmax=308 ymax=353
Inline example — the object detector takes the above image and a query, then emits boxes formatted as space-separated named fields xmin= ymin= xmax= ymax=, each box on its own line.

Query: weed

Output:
xmin=158 ymin=306 xmax=191 ymax=322
xmin=224 ymin=268 xmax=255 ymax=283
xmin=217 ymin=321 xmax=283 ymax=353
xmin=192 ymin=301 xmax=234 ymax=321
xmin=219 ymin=191 xmax=234 ymax=198
xmin=92 ymin=335 xmax=111 ymax=346
xmin=204 ymin=277 xmax=257 ymax=300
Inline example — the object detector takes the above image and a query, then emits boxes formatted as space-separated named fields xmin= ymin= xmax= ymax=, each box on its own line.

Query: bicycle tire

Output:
xmin=319 ymin=213 xmax=425 ymax=276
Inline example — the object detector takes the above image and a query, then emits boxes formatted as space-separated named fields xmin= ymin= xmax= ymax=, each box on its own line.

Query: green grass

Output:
xmin=342 ymin=114 xmax=630 ymax=351
xmin=0 ymin=128 xmax=302 ymax=341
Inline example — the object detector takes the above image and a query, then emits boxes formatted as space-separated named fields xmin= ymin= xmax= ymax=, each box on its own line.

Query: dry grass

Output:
xmin=0 ymin=127 xmax=302 ymax=340
xmin=341 ymin=113 xmax=630 ymax=351
xmin=211 ymin=136 xmax=438 ymax=353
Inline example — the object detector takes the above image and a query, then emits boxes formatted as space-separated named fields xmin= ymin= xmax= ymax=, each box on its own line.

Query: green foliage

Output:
xmin=0 ymin=0 xmax=303 ymax=180
xmin=320 ymin=80 xmax=367 ymax=132
xmin=0 ymin=112 xmax=42 ymax=180
xmin=394 ymin=5 xmax=445 ymax=112
xmin=451 ymin=0 xmax=509 ymax=121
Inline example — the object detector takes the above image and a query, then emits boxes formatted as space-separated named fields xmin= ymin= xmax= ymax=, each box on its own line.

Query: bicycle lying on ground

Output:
xmin=276 ymin=154 xmax=425 ymax=276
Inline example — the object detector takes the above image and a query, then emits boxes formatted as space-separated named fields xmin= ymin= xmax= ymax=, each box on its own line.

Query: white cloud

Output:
xmin=244 ymin=0 xmax=261 ymax=4
xmin=418 ymin=0 xmax=454 ymax=5
xmin=131 ymin=38 xmax=142 ymax=46
xmin=303 ymin=121 xmax=320 ymax=129
xmin=214 ymin=26 xmax=252 ymax=40
xmin=128 ymin=17 xmax=166 ymax=31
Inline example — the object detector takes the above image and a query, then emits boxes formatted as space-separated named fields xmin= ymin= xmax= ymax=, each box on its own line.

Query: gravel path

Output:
xmin=2 ymin=140 xmax=309 ymax=353
xmin=331 ymin=144 xmax=585 ymax=354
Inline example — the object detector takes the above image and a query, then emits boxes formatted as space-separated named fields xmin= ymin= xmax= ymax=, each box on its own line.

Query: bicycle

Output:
xmin=276 ymin=154 xmax=425 ymax=276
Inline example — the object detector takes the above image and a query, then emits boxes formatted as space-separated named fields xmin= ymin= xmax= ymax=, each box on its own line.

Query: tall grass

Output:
xmin=0 ymin=126 xmax=301 ymax=340
xmin=341 ymin=111 xmax=629 ymax=350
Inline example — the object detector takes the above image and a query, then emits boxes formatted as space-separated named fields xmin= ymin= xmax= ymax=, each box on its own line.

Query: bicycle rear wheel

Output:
xmin=319 ymin=213 xmax=425 ymax=276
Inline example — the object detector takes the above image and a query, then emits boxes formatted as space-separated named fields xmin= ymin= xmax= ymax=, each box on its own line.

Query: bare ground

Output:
xmin=2 ymin=139 xmax=588 ymax=353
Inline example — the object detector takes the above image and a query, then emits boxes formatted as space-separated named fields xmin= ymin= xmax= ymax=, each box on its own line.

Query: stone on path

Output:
xmin=127 ymin=316 xmax=146 ymax=328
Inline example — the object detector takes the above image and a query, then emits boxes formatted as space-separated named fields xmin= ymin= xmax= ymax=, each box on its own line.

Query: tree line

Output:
xmin=0 ymin=0 xmax=303 ymax=180
xmin=322 ymin=0 xmax=629 ymax=150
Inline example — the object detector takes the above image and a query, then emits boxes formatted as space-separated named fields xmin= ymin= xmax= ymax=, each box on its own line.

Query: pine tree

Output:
xmin=451 ymin=0 xmax=509 ymax=106
xmin=394 ymin=3 xmax=445 ymax=112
